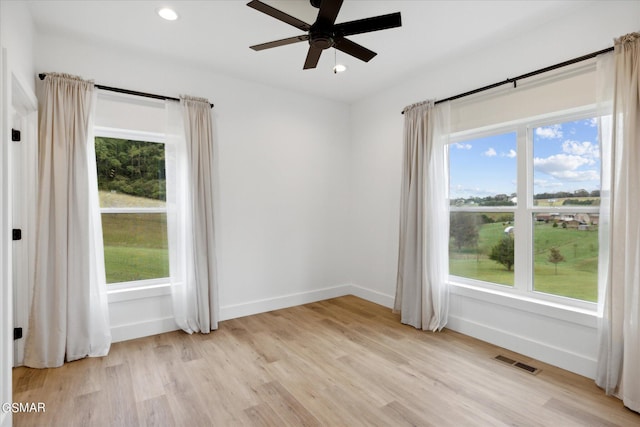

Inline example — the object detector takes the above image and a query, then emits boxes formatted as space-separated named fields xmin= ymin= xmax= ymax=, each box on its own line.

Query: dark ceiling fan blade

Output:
xmin=334 ymin=12 xmax=402 ymax=37
xmin=317 ymin=0 xmax=344 ymax=25
xmin=250 ymin=35 xmax=309 ymax=51
xmin=247 ymin=0 xmax=311 ymax=32
xmin=303 ymin=46 xmax=323 ymax=69
xmin=334 ymin=37 xmax=377 ymax=62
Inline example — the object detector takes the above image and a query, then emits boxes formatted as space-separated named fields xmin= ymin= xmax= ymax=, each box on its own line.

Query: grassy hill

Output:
xmin=99 ymin=191 xmax=168 ymax=284
xmin=99 ymin=190 xmax=166 ymax=208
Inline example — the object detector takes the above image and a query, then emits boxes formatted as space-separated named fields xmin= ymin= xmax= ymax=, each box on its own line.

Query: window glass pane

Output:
xmin=101 ymin=213 xmax=169 ymax=284
xmin=449 ymin=212 xmax=515 ymax=287
xmin=533 ymin=119 xmax=600 ymax=206
xmin=533 ymin=212 xmax=598 ymax=302
xmin=95 ymin=136 xmax=168 ymax=284
xmin=449 ymin=132 xmax=517 ymax=206
xmin=95 ymin=137 xmax=166 ymax=208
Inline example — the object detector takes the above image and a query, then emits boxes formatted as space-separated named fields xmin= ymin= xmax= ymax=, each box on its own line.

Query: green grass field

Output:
xmin=450 ymin=219 xmax=598 ymax=302
xmin=99 ymin=191 xmax=169 ymax=284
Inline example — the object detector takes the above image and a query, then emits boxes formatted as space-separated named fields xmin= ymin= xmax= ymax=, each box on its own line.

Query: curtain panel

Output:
xmin=394 ymin=101 xmax=450 ymax=331
xmin=24 ymin=73 xmax=111 ymax=368
xmin=165 ymin=96 xmax=219 ymax=334
xmin=596 ymin=32 xmax=640 ymax=412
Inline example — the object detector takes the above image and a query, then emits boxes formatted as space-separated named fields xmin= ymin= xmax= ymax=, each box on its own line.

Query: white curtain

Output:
xmin=394 ymin=100 xmax=451 ymax=331
xmin=595 ymin=32 xmax=640 ymax=412
xmin=24 ymin=73 xmax=111 ymax=368
xmin=165 ymin=96 xmax=218 ymax=334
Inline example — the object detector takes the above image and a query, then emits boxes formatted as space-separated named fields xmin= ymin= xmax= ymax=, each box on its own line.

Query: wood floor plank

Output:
xmin=12 ymin=296 xmax=640 ymax=426
xmin=105 ymin=362 xmax=140 ymax=427
xmin=244 ymin=402 xmax=287 ymax=426
xmin=253 ymin=380 xmax=321 ymax=427
xmin=137 ymin=395 xmax=176 ymax=427
xmin=12 ymin=366 xmax=47 ymax=394
xmin=71 ymin=390 xmax=110 ymax=427
xmin=382 ymin=400 xmax=439 ymax=427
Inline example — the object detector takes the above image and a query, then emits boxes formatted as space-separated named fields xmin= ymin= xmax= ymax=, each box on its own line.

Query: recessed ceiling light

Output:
xmin=157 ymin=8 xmax=178 ymax=21
xmin=333 ymin=64 xmax=347 ymax=74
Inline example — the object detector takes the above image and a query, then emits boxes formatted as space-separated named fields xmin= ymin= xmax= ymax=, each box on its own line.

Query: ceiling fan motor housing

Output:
xmin=309 ymin=27 xmax=335 ymax=49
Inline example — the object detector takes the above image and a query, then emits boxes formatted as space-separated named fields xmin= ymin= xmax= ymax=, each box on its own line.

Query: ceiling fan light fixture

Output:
xmin=157 ymin=7 xmax=179 ymax=21
xmin=333 ymin=64 xmax=347 ymax=73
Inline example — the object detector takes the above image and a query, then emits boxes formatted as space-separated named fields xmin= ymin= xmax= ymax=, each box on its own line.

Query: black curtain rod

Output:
xmin=402 ymin=46 xmax=614 ymax=114
xmin=38 ymin=73 xmax=214 ymax=109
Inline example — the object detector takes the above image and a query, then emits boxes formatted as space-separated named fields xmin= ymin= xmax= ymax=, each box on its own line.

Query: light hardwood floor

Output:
xmin=12 ymin=296 xmax=640 ymax=426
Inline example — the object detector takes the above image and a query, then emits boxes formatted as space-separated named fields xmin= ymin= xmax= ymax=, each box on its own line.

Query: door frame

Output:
xmin=10 ymin=69 xmax=37 ymax=368
xmin=1 ymin=47 xmax=37 ymax=427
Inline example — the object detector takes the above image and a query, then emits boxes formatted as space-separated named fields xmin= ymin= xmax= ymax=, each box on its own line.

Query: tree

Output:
xmin=94 ymin=137 xmax=166 ymax=201
xmin=489 ymin=236 xmax=514 ymax=271
xmin=548 ymin=247 xmax=565 ymax=274
xmin=450 ymin=212 xmax=479 ymax=252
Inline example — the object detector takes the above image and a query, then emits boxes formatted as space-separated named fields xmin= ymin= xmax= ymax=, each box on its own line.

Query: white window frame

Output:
xmin=447 ymin=105 xmax=600 ymax=312
xmin=94 ymin=126 xmax=170 ymax=291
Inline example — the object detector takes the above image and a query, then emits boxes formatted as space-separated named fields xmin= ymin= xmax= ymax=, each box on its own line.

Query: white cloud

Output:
xmin=587 ymin=118 xmax=598 ymax=127
xmin=534 ymin=179 xmax=564 ymax=189
xmin=562 ymin=140 xmax=599 ymax=158
xmin=483 ymin=147 xmax=497 ymax=157
xmin=505 ymin=149 xmax=517 ymax=158
xmin=552 ymin=170 xmax=600 ymax=181
xmin=454 ymin=143 xmax=472 ymax=150
xmin=451 ymin=184 xmax=500 ymax=198
xmin=533 ymin=154 xmax=598 ymax=181
xmin=535 ymin=124 xmax=563 ymax=139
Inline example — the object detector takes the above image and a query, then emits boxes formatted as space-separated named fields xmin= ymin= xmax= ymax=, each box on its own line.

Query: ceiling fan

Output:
xmin=247 ymin=0 xmax=402 ymax=70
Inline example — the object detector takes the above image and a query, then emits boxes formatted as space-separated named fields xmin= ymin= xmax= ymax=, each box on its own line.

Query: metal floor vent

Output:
xmin=494 ymin=354 xmax=541 ymax=375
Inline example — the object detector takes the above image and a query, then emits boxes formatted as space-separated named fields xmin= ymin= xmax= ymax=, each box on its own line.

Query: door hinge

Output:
xmin=12 ymin=229 xmax=22 ymax=241
xmin=11 ymin=128 xmax=21 ymax=142
xmin=14 ymin=327 xmax=23 ymax=340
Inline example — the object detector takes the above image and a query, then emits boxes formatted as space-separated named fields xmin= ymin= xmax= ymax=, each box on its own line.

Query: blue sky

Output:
xmin=449 ymin=118 xmax=600 ymax=200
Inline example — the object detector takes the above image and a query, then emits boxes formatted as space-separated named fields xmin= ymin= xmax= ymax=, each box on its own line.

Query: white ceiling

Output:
xmin=25 ymin=0 xmax=591 ymax=103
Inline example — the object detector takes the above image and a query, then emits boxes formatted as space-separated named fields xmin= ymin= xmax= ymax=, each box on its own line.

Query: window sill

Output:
xmin=107 ymin=283 xmax=171 ymax=303
xmin=449 ymin=281 xmax=598 ymax=328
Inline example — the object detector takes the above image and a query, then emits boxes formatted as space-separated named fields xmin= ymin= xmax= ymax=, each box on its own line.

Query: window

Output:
xmin=448 ymin=110 xmax=600 ymax=306
xmin=94 ymin=132 xmax=169 ymax=286
xmin=449 ymin=132 xmax=517 ymax=287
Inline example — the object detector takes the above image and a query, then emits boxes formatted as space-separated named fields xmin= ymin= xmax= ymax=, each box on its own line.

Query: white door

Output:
xmin=1 ymin=46 xmax=14 ymax=427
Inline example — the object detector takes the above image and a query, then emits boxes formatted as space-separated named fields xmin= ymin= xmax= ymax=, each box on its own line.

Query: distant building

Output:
xmin=535 ymin=213 xmax=552 ymax=222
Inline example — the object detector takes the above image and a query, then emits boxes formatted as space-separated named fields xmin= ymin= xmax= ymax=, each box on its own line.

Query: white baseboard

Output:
xmin=219 ymin=284 xmax=352 ymax=320
xmin=446 ymin=314 xmax=597 ymax=379
xmin=110 ymin=316 xmax=178 ymax=343
xmin=349 ymin=284 xmax=394 ymax=308
xmin=109 ymin=284 xmax=353 ymax=343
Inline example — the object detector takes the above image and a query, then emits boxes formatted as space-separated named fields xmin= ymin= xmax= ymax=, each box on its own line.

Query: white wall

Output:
xmin=348 ymin=0 xmax=640 ymax=379
xmin=0 ymin=0 xmax=36 ymax=93
xmin=34 ymin=32 xmax=353 ymax=341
